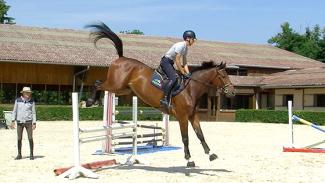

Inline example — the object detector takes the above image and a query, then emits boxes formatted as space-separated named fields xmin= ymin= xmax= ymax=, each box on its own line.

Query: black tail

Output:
xmin=85 ymin=21 xmax=123 ymax=57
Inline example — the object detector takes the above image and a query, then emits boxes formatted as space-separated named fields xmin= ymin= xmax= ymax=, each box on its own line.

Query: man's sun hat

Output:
xmin=20 ymin=87 xmax=32 ymax=93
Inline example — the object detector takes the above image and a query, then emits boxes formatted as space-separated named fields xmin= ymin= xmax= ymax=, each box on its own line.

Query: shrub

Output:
xmin=0 ymin=105 xmax=164 ymax=121
xmin=235 ymin=109 xmax=325 ymax=126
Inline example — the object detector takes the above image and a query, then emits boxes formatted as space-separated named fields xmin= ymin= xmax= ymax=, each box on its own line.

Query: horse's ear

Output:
xmin=222 ymin=62 xmax=226 ymax=68
xmin=218 ymin=61 xmax=223 ymax=68
xmin=218 ymin=61 xmax=226 ymax=69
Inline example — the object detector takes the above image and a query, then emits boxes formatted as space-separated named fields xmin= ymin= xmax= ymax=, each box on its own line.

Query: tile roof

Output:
xmin=260 ymin=67 xmax=325 ymax=88
xmin=1 ymin=24 xmax=324 ymax=69
xmin=229 ymin=75 xmax=264 ymax=87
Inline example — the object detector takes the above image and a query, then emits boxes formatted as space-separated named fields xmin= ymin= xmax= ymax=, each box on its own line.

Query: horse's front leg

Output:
xmin=177 ymin=117 xmax=195 ymax=167
xmin=189 ymin=112 xmax=218 ymax=161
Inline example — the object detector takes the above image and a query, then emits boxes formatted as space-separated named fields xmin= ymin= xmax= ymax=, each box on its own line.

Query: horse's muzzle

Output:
xmin=223 ymin=87 xmax=236 ymax=98
xmin=226 ymin=91 xmax=236 ymax=98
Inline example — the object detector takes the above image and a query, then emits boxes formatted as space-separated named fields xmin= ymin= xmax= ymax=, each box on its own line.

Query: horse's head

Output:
xmin=213 ymin=62 xmax=236 ymax=98
xmin=191 ymin=61 xmax=235 ymax=98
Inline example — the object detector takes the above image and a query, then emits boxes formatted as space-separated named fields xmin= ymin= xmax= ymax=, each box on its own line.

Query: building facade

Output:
xmin=1 ymin=24 xmax=325 ymax=121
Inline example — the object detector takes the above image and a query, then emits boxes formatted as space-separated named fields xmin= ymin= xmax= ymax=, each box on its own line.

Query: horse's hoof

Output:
xmin=209 ymin=153 xmax=218 ymax=161
xmin=187 ymin=161 xmax=195 ymax=167
xmin=86 ymin=99 xmax=94 ymax=107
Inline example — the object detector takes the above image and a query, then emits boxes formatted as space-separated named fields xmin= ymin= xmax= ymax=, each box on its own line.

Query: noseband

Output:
xmin=221 ymin=83 xmax=231 ymax=94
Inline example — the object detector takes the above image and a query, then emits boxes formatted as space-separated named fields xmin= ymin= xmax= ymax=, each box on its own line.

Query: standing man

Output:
xmin=159 ymin=30 xmax=196 ymax=109
xmin=11 ymin=87 xmax=37 ymax=160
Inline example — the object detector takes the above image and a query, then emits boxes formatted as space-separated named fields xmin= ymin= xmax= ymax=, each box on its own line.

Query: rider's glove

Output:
xmin=184 ymin=73 xmax=191 ymax=79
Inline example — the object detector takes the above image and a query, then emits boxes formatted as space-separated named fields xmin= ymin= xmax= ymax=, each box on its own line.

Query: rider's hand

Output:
xmin=184 ymin=73 xmax=191 ymax=79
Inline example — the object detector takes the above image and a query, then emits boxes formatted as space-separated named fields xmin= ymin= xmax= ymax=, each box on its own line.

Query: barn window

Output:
xmin=283 ymin=94 xmax=293 ymax=106
xmin=314 ymin=94 xmax=325 ymax=107
xmin=221 ymin=94 xmax=252 ymax=109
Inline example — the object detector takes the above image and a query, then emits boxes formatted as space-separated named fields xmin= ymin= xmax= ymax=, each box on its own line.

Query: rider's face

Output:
xmin=187 ymin=38 xmax=195 ymax=46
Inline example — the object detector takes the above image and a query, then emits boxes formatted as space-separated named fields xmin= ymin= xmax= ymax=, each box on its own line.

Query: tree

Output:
xmin=0 ymin=0 xmax=15 ymax=24
xmin=293 ymin=26 xmax=321 ymax=59
xmin=316 ymin=28 xmax=325 ymax=62
xmin=268 ymin=22 xmax=325 ymax=62
xmin=120 ymin=29 xmax=144 ymax=35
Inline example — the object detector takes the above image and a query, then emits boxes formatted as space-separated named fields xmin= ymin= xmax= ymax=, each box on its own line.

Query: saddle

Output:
xmin=151 ymin=65 xmax=190 ymax=96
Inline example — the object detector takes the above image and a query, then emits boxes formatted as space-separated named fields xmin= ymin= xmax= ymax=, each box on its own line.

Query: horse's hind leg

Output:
xmin=189 ymin=112 xmax=218 ymax=161
xmin=86 ymin=63 xmax=131 ymax=106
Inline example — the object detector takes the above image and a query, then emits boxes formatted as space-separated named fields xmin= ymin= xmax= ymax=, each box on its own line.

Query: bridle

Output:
xmin=217 ymin=68 xmax=233 ymax=94
xmin=188 ymin=68 xmax=233 ymax=94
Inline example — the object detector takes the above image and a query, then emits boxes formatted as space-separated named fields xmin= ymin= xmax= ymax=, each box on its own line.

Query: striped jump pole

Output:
xmin=292 ymin=115 xmax=325 ymax=133
xmin=283 ymin=100 xmax=325 ymax=153
xmin=102 ymin=91 xmax=115 ymax=154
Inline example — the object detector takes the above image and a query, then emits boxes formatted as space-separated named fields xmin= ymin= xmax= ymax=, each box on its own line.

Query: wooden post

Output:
xmin=216 ymin=92 xmax=220 ymax=121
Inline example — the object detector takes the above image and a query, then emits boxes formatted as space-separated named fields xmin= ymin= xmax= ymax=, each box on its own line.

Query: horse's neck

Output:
xmin=189 ymin=69 xmax=216 ymax=101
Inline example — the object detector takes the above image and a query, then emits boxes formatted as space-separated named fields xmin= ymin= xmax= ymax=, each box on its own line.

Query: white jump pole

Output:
xmin=103 ymin=92 xmax=168 ymax=154
xmin=125 ymin=96 xmax=140 ymax=165
xmin=288 ymin=101 xmax=294 ymax=148
xmin=102 ymin=91 xmax=114 ymax=154
xmin=163 ymin=114 xmax=170 ymax=146
xmin=60 ymin=92 xmax=99 ymax=179
xmin=132 ymin=96 xmax=138 ymax=157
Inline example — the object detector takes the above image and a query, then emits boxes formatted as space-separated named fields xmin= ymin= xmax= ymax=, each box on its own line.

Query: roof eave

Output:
xmin=261 ymin=84 xmax=325 ymax=89
xmin=0 ymin=59 xmax=108 ymax=67
xmin=233 ymin=64 xmax=292 ymax=70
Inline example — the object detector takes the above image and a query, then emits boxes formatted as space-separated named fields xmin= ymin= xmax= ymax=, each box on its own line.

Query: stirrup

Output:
xmin=160 ymin=99 xmax=172 ymax=109
xmin=160 ymin=99 xmax=168 ymax=105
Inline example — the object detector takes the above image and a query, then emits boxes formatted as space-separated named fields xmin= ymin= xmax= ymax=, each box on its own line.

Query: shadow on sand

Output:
xmin=99 ymin=164 xmax=232 ymax=177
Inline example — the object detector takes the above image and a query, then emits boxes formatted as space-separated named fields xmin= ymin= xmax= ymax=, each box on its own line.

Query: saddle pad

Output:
xmin=151 ymin=71 xmax=190 ymax=97
xmin=151 ymin=71 xmax=164 ymax=90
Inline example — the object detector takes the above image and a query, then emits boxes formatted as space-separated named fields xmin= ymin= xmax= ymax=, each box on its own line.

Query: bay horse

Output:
xmin=85 ymin=22 xmax=235 ymax=167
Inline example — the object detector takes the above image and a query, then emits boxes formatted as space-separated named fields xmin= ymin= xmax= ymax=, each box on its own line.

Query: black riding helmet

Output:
xmin=183 ymin=30 xmax=196 ymax=40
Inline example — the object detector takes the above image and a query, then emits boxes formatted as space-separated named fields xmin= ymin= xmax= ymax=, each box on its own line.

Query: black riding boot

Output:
xmin=160 ymin=80 xmax=175 ymax=109
xmin=15 ymin=140 xmax=22 ymax=160
xmin=29 ymin=139 xmax=34 ymax=160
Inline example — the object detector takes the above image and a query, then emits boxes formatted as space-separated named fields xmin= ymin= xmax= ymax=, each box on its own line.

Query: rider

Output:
xmin=160 ymin=30 xmax=196 ymax=109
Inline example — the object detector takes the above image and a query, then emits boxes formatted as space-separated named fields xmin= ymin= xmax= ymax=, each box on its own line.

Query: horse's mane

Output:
xmin=191 ymin=61 xmax=217 ymax=73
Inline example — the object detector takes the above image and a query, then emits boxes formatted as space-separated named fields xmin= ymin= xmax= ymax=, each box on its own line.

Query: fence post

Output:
xmin=163 ymin=114 xmax=169 ymax=146
xmin=288 ymin=101 xmax=294 ymax=148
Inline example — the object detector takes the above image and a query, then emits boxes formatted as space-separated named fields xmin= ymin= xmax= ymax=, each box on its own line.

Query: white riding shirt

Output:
xmin=164 ymin=41 xmax=188 ymax=65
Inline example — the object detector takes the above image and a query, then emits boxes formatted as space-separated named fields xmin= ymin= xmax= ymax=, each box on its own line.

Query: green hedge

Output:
xmin=4 ymin=105 xmax=324 ymax=125
xmin=235 ymin=109 xmax=325 ymax=126
xmin=0 ymin=105 xmax=163 ymax=121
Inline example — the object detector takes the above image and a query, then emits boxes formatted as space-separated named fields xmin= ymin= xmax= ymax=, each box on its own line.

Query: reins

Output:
xmin=187 ymin=68 xmax=232 ymax=94
xmin=188 ymin=77 xmax=219 ymax=89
